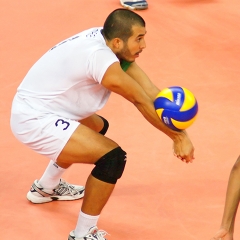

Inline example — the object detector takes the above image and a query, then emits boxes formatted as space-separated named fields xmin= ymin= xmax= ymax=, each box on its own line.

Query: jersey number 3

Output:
xmin=55 ymin=119 xmax=70 ymax=130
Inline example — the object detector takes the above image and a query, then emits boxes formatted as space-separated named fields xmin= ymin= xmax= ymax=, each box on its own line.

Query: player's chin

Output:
xmin=127 ymin=55 xmax=138 ymax=61
xmin=127 ymin=54 xmax=140 ymax=61
xmin=125 ymin=57 xmax=136 ymax=62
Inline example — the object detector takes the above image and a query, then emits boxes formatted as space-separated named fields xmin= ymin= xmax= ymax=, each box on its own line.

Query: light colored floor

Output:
xmin=0 ymin=0 xmax=239 ymax=239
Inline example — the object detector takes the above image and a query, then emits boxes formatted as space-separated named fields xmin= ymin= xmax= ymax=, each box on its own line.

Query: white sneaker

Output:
xmin=120 ymin=0 xmax=148 ymax=10
xmin=27 ymin=179 xmax=84 ymax=204
xmin=68 ymin=226 xmax=108 ymax=240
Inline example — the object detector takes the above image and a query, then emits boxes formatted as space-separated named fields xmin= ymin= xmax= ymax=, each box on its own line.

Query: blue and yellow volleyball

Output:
xmin=154 ymin=86 xmax=198 ymax=131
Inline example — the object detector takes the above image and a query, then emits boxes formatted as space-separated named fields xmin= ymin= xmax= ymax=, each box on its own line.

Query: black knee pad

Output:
xmin=98 ymin=115 xmax=109 ymax=135
xmin=91 ymin=147 xmax=127 ymax=184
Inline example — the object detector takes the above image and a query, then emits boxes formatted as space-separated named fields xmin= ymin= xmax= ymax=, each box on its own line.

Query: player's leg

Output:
xmin=211 ymin=155 xmax=240 ymax=240
xmin=10 ymin=99 xmax=86 ymax=204
xmin=79 ymin=114 xmax=109 ymax=135
xmin=57 ymin=123 xmax=126 ymax=239
xmin=11 ymin=104 xmax=123 ymax=238
xmin=35 ymin=114 xmax=109 ymax=199
xmin=69 ymin=177 xmax=114 ymax=240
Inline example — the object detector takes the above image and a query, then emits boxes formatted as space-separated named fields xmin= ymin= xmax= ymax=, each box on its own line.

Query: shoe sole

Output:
xmin=120 ymin=4 xmax=148 ymax=10
xmin=120 ymin=0 xmax=148 ymax=10
xmin=26 ymin=189 xmax=84 ymax=204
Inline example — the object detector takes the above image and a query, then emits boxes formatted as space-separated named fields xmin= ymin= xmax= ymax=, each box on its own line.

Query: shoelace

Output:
xmin=55 ymin=180 xmax=79 ymax=196
xmin=94 ymin=229 xmax=109 ymax=240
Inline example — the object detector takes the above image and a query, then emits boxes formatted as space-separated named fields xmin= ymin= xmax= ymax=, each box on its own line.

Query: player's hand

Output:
xmin=172 ymin=131 xmax=194 ymax=163
xmin=210 ymin=228 xmax=233 ymax=240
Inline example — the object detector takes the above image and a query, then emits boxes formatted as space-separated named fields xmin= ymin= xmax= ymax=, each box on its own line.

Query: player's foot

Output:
xmin=120 ymin=0 xmax=148 ymax=10
xmin=68 ymin=226 xmax=108 ymax=240
xmin=27 ymin=179 xmax=84 ymax=204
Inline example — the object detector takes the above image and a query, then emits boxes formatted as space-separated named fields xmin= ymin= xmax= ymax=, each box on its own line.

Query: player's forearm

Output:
xmin=134 ymin=99 xmax=185 ymax=141
xmin=220 ymin=156 xmax=240 ymax=232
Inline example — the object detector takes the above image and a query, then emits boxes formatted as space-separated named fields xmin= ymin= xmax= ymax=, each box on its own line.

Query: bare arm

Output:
xmin=101 ymin=62 xmax=194 ymax=162
xmin=125 ymin=61 xmax=160 ymax=101
xmin=211 ymin=155 xmax=240 ymax=240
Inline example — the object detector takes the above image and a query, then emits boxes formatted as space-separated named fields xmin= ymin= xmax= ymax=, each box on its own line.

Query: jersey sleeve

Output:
xmin=87 ymin=49 xmax=119 ymax=84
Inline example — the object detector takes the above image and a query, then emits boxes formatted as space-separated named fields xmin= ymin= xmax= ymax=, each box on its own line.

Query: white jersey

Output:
xmin=16 ymin=27 xmax=119 ymax=120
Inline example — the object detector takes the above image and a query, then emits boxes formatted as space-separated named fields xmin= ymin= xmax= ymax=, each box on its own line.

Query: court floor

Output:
xmin=0 ymin=0 xmax=239 ymax=239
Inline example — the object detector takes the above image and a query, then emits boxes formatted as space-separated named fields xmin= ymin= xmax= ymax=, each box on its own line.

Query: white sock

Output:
xmin=74 ymin=211 xmax=100 ymax=238
xmin=38 ymin=160 xmax=66 ymax=189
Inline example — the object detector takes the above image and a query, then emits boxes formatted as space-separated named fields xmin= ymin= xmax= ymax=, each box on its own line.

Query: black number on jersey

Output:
xmin=55 ymin=119 xmax=70 ymax=130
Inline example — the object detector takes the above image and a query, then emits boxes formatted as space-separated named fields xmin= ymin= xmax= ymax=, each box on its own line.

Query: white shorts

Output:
xmin=10 ymin=95 xmax=80 ymax=161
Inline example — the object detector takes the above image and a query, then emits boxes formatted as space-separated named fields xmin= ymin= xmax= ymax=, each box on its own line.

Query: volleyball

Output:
xmin=154 ymin=86 xmax=198 ymax=131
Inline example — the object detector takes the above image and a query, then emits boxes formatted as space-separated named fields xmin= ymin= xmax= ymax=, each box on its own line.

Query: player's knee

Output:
xmin=91 ymin=147 xmax=127 ymax=184
xmin=98 ymin=115 xmax=109 ymax=135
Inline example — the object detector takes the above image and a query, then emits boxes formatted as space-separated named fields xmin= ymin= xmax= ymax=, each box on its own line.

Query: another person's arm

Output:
xmin=211 ymin=155 xmax=240 ymax=240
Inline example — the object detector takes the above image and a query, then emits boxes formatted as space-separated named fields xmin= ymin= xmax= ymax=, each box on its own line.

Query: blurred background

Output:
xmin=0 ymin=0 xmax=239 ymax=239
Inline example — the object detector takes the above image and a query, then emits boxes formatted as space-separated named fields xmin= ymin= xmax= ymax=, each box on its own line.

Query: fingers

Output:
xmin=173 ymin=152 xmax=194 ymax=163
xmin=172 ymin=135 xmax=195 ymax=163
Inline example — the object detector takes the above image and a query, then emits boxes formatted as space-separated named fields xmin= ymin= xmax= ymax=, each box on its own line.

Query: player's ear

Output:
xmin=112 ymin=38 xmax=123 ymax=49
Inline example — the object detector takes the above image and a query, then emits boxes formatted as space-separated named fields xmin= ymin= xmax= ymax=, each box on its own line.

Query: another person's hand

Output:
xmin=210 ymin=228 xmax=233 ymax=240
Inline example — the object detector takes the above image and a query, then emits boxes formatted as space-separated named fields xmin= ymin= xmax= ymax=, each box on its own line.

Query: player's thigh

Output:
xmin=57 ymin=123 xmax=118 ymax=165
xmin=79 ymin=114 xmax=104 ymax=132
xmin=11 ymin=108 xmax=85 ymax=161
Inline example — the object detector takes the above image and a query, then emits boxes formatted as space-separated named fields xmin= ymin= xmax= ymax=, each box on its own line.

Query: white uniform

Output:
xmin=10 ymin=27 xmax=119 ymax=160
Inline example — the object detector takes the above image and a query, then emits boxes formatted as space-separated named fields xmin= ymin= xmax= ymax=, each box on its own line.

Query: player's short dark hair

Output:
xmin=102 ymin=8 xmax=145 ymax=42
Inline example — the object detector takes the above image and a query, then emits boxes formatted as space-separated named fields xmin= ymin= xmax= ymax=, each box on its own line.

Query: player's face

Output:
xmin=116 ymin=25 xmax=147 ymax=62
